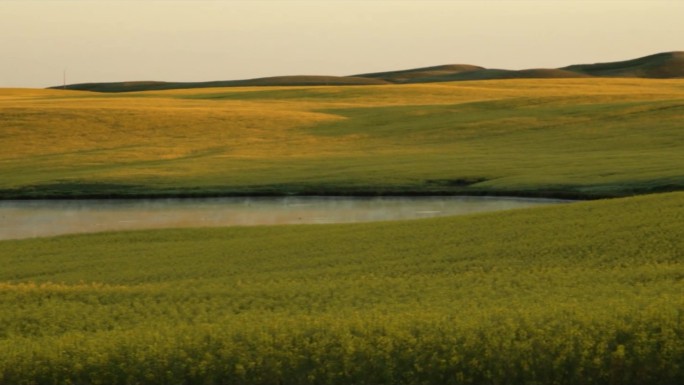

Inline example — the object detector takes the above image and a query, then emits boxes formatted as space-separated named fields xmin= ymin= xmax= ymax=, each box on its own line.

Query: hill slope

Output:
xmin=404 ymin=68 xmax=590 ymax=83
xmin=352 ymin=64 xmax=484 ymax=83
xmin=59 ymin=75 xmax=388 ymax=92
xmin=562 ymin=51 xmax=684 ymax=78
xmin=50 ymin=52 xmax=684 ymax=92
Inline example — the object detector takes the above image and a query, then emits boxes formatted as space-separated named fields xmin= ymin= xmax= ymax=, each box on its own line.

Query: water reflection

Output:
xmin=0 ymin=196 xmax=566 ymax=240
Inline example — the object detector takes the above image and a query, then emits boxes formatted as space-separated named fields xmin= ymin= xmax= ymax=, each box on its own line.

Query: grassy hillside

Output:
xmin=2 ymin=78 xmax=684 ymax=199
xmin=57 ymin=76 xmax=389 ymax=93
xmin=563 ymin=51 xmax=684 ymax=78
xmin=0 ymin=191 xmax=682 ymax=384
xmin=406 ymin=68 xmax=589 ymax=83
xmin=363 ymin=51 xmax=684 ymax=82
xmin=51 ymin=52 xmax=684 ymax=92
xmin=353 ymin=64 xmax=485 ymax=83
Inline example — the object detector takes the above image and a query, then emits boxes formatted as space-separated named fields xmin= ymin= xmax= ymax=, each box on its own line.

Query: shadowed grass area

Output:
xmin=0 ymin=191 xmax=682 ymax=384
xmin=2 ymin=78 xmax=683 ymax=199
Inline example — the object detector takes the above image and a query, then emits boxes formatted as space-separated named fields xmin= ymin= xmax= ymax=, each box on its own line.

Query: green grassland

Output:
xmin=2 ymin=78 xmax=684 ymax=199
xmin=0 ymin=192 xmax=683 ymax=384
xmin=2 ymin=78 xmax=684 ymax=384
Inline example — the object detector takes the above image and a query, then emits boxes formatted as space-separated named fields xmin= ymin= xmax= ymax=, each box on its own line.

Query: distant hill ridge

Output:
xmin=562 ymin=51 xmax=684 ymax=78
xmin=51 ymin=51 xmax=684 ymax=92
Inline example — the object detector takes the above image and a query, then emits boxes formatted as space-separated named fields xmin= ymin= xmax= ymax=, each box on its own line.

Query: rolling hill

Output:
xmin=352 ymin=64 xmax=485 ymax=83
xmin=50 ymin=51 xmax=683 ymax=92
xmin=562 ymin=51 xmax=684 ymax=78
xmin=403 ymin=68 xmax=590 ymax=83
xmin=366 ymin=52 xmax=683 ymax=83
xmin=57 ymin=75 xmax=388 ymax=93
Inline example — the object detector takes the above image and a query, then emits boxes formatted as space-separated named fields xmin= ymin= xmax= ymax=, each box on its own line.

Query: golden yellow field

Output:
xmin=1 ymin=78 xmax=683 ymax=197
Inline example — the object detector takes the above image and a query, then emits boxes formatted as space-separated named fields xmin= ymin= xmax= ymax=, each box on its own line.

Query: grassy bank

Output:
xmin=1 ymin=191 xmax=683 ymax=384
xmin=1 ymin=79 xmax=683 ymax=199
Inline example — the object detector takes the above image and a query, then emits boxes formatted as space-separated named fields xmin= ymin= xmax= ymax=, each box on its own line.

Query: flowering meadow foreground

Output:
xmin=0 ymin=192 xmax=682 ymax=384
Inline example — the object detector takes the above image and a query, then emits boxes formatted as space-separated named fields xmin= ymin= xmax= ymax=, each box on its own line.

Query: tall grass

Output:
xmin=0 ymin=192 xmax=683 ymax=384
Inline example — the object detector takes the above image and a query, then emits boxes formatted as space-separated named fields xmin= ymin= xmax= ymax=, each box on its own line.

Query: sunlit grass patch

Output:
xmin=1 ymin=78 xmax=683 ymax=198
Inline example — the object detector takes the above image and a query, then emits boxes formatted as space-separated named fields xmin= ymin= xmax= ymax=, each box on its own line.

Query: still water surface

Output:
xmin=0 ymin=196 xmax=565 ymax=240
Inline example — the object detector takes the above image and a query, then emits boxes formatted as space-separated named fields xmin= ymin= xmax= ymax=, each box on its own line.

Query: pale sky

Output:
xmin=1 ymin=0 xmax=683 ymax=88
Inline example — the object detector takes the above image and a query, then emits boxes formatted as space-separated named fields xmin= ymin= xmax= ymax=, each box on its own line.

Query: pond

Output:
xmin=0 ymin=196 xmax=567 ymax=240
